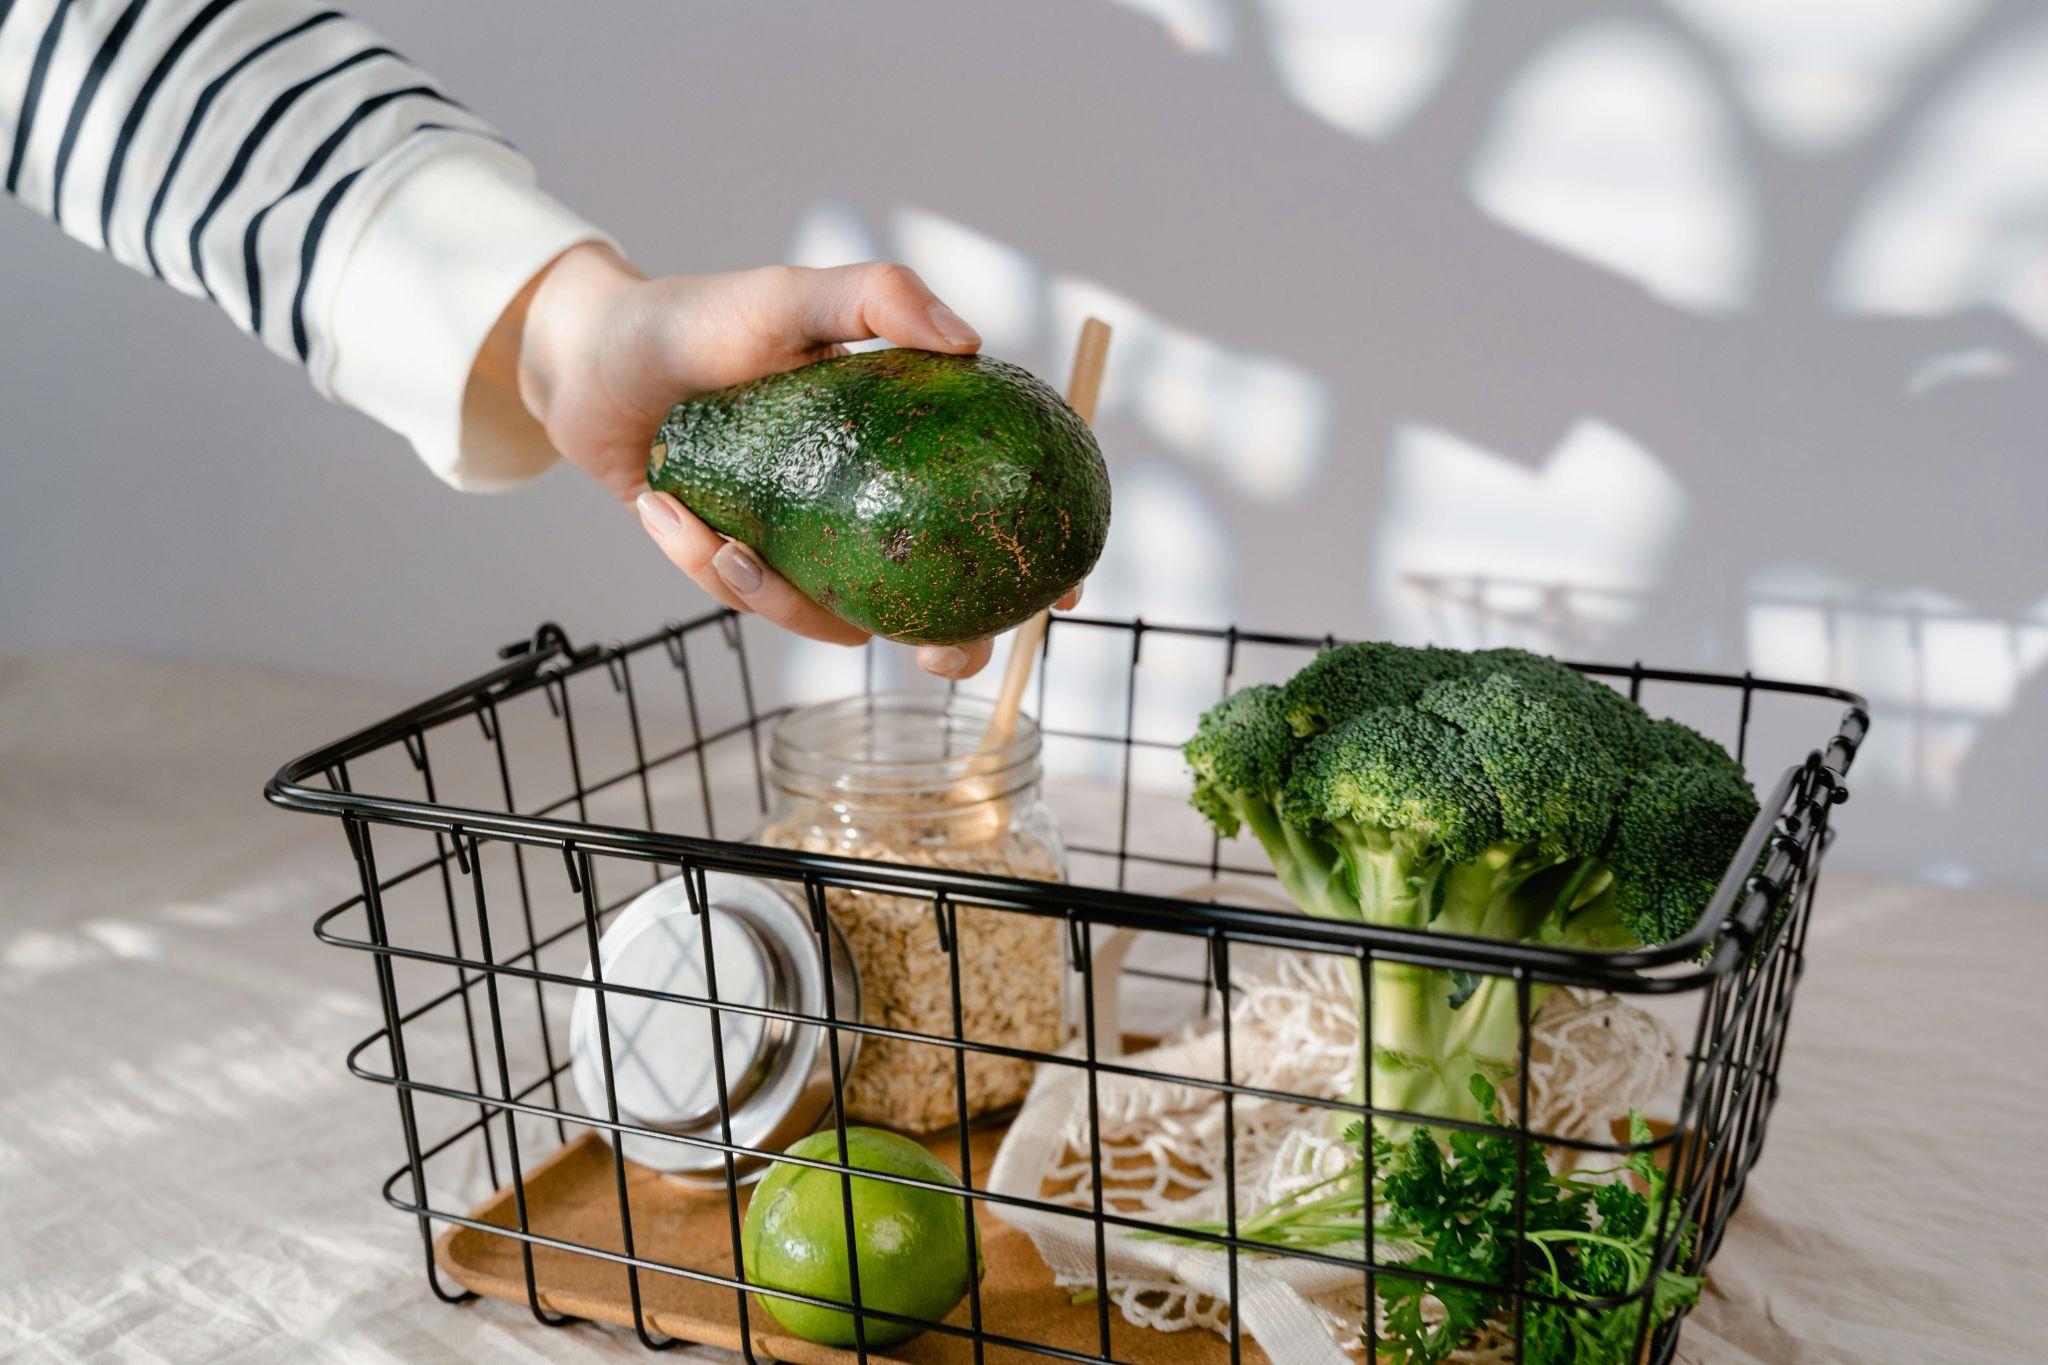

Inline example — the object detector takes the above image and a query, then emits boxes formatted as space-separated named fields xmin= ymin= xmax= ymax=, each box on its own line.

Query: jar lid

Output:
xmin=569 ymin=872 xmax=860 ymax=1184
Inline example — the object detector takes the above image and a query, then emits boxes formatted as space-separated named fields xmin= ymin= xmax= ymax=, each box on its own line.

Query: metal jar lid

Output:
xmin=569 ymin=871 xmax=859 ymax=1185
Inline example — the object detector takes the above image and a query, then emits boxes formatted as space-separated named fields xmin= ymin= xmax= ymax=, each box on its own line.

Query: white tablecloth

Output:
xmin=2 ymin=653 xmax=2043 ymax=1363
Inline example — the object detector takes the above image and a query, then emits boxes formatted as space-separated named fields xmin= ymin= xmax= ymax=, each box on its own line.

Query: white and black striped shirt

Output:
xmin=2 ymin=0 xmax=607 ymax=488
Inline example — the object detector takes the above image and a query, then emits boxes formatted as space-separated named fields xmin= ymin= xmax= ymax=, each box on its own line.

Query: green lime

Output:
xmin=741 ymin=1126 xmax=975 ymax=1348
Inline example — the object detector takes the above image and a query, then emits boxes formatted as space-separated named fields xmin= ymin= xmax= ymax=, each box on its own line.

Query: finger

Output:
xmin=1055 ymin=582 xmax=1084 ymax=611
xmin=707 ymin=541 xmax=871 ymax=646
xmin=640 ymin=490 xmax=870 ymax=645
xmin=637 ymin=491 xmax=750 ymax=613
xmin=774 ymin=262 xmax=981 ymax=354
xmin=916 ymin=638 xmax=995 ymax=681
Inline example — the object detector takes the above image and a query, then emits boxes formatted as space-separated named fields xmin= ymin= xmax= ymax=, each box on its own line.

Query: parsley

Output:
xmin=1151 ymin=1075 xmax=1703 ymax=1363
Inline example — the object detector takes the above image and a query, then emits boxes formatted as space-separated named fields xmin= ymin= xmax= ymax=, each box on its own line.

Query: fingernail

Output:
xmin=927 ymin=301 xmax=980 ymax=348
xmin=636 ymin=491 xmax=681 ymax=538
xmin=921 ymin=645 xmax=969 ymax=678
xmin=1067 ymin=582 xmax=1085 ymax=609
xmin=712 ymin=541 xmax=763 ymax=596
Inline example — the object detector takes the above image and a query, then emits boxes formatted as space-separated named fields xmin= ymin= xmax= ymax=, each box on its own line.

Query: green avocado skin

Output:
xmin=647 ymin=350 xmax=1111 ymax=646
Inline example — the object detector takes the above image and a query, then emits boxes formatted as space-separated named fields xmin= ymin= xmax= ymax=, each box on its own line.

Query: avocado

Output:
xmin=647 ymin=349 xmax=1111 ymax=645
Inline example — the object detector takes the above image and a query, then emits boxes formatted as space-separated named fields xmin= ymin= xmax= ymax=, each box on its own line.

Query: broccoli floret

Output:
xmin=1629 ymin=714 xmax=1737 ymax=770
xmin=1284 ymin=709 xmax=1503 ymax=929
xmin=1416 ymin=672 xmax=1630 ymax=862
xmin=1604 ymin=760 xmax=1758 ymax=944
xmin=1280 ymin=642 xmax=1474 ymax=738
xmin=1186 ymin=684 xmax=1351 ymax=920
xmin=1184 ymin=683 xmax=1291 ymax=840
xmin=1183 ymin=641 xmax=1759 ymax=1138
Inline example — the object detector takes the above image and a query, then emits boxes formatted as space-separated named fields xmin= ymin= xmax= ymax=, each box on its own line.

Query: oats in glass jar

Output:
xmin=757 ymin=694 xmax=1068 ymax=1133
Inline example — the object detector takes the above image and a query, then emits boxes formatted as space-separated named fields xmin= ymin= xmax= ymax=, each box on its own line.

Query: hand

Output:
xmin=484 ymin=243 xmax=1078 ymax=679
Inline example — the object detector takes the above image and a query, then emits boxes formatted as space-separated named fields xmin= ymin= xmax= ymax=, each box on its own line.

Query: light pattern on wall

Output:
xmin=788 ymin=200 xmax=1331 ymax=503
xmin=1833 ymin=16 xmax=2048 ymax=338
xmin=1664 ymin=0 xmax=1989 ymax=149
xmin=1258 ymin=0 xmax=1474 ymax=139
xmin=1372 ymin=419 xmax=1689 ymax=654
xmin=1746 ymin=569 xmax=2048 ymax=805
xmin=1470 ymin=20 xmax=1755 ymax=311
xmin=1101 ymin=0 xmax=1234 ymax=56
xmin=1099 ymin=0 xmax=1471 ymax=140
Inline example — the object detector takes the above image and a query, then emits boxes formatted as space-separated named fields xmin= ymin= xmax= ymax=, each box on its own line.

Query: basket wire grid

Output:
xmin=267 ymin=610 xmax=1866 ymax=1364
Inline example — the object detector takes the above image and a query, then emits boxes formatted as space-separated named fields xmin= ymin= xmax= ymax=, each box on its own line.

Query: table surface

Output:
xmin=3 ymin=651 xmax=2043 ymax=1365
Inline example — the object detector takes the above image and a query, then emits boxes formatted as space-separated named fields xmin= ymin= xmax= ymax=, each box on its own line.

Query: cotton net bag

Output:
xmin=986 ymin=886 xmax=1680 ymax=1365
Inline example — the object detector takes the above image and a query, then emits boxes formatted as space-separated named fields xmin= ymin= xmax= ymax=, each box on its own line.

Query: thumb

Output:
xmin=775 ymin=262 xmax=981 ymax=353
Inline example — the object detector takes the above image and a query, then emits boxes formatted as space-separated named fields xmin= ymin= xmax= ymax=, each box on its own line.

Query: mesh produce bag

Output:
xmin=987 ymin=900 xmax=1678 ymax=1364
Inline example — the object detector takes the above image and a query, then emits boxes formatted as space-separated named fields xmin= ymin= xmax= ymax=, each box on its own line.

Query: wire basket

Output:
xmin=268 ymin=611 xmax=1865 ymax=1364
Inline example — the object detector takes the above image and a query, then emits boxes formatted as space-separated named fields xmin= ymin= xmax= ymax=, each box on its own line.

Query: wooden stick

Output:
xmin=980 ymin=317 xmax=1112 ymax=758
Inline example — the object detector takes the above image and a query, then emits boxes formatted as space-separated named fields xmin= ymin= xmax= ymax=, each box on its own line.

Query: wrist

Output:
xmin=478 ymin=241 xmax=645 ymax=432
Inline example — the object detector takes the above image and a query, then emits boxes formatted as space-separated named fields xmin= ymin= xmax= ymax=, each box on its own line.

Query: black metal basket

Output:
xmin=267 ymin=611 xmax=1866 ymax=1364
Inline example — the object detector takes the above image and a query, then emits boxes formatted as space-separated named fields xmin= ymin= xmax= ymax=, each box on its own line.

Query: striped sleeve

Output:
xmin=1 ymin=0 xmax=612 ymax=489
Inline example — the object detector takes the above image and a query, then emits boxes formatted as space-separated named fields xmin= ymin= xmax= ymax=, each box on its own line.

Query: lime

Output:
xmin=742 ymin=1126 xmax=975 ymax=1348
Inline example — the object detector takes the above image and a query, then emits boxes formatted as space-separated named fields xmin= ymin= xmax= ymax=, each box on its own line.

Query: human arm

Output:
xmin=1 ymin=0 xmax=1052 ymax=675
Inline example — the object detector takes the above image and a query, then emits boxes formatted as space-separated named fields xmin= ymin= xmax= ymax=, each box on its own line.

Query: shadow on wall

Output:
xmin=734 ymin=0 xmax=2046 ymax=891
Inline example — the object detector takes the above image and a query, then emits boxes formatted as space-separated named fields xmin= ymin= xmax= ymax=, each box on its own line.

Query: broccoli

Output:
xmin=1185 ymin=643 xmax=1757 ymax=1136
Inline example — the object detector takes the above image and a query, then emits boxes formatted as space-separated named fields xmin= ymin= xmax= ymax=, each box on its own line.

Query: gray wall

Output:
xmin=4 ymin=0 xmax=2044 ymax=891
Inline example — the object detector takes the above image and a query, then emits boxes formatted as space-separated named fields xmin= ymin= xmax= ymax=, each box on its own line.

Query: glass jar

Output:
xmin=755 ymin=692 xmax=1067 ymax=1133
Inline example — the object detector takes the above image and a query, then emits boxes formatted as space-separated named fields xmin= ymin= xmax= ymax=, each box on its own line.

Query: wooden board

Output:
xmin=435 ymin=1126 xmax=1268 ymax=1364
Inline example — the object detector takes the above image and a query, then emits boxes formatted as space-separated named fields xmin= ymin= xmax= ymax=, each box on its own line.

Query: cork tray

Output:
xmin=434 ymin=1124 xmax=1270 ymax=1364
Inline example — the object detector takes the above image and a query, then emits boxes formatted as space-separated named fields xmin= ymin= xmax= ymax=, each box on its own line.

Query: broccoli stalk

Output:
xmin=1185 ymin=644 xmax=1757 ymax=1139
xmin=1357 ymin=855 xmax=1629 ymax=1134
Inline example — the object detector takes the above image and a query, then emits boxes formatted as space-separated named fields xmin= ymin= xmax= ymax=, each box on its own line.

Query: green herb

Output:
xmin=1147 ymin=1076 xmax=1703 ymax=1363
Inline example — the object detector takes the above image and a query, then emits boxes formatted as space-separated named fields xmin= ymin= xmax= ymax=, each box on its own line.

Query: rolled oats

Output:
xmin=758 ymin=816 xmax=1067 ymax=1133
